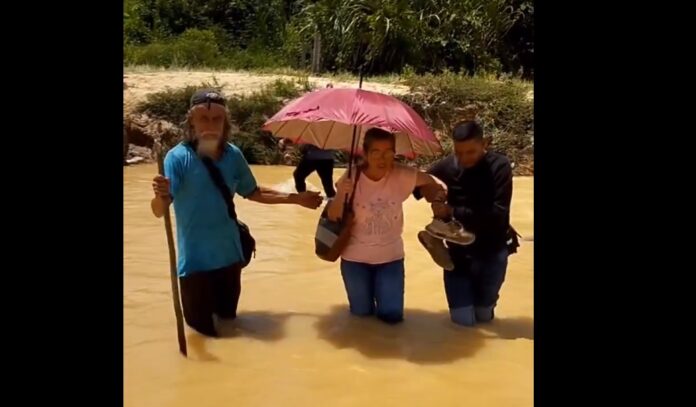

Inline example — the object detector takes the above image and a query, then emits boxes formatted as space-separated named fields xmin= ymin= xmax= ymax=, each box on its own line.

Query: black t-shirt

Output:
xmin=299 ymin=144 xmax=334 ymax=160
xmin=416 ymin=151 xmax=513 ymax=256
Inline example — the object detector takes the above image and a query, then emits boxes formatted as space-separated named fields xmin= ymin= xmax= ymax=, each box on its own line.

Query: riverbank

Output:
xmin=124 ymin=69 xmax=533 ymax=175
xmin=124 ymin=68 xmax=410 ymax=115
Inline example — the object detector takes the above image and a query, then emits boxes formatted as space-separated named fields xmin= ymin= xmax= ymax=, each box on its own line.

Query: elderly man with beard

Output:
xmin=150 ymin=89 xmax=322 ymax=337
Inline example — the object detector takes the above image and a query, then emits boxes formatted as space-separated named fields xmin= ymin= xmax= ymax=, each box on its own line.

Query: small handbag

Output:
xmin=314 ymin=170 xmax=361 ymax=262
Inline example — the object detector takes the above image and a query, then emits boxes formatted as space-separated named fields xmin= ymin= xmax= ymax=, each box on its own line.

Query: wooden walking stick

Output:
xmin=154 ymin=136 xmax=187 ymax=357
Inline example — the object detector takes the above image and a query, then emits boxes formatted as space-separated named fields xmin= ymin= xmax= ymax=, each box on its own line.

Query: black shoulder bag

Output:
xmin=314 ymin=169 xmax=361 ymax=262
xmin=200 ymin=156 xmax=256 ymax=268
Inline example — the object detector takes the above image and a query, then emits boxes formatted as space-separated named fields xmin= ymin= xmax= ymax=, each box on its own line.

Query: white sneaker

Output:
xmin=425 ymin=219 xmax=475 ymax=246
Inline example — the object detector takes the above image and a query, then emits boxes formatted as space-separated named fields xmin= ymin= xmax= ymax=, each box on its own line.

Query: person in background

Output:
xmin=278 ymin=84 xmax=338 ymax=197
xmin=278 ymin=138 xmax=337 ymax=198
xmin=295 ymin=143 xmax=337 ymax=198
xmin=278 ymin=138 xmax=295 ymax=165
xmin=414 ymin=120 xmax=514 ymax=326
xmin=151 ymin=89 xmax=323 ymax=337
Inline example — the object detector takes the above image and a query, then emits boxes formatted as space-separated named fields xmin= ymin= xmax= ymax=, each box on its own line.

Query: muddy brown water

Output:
xmin=124 ymin=164 xmax=533 ymax=407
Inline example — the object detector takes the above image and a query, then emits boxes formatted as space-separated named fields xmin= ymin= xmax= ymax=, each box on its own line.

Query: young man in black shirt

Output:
xmin=415 ymin=121 xmax=514 ymax=326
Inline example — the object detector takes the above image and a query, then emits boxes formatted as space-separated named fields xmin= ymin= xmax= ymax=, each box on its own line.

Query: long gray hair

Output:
xmin=181 ymin=106 xmax=234 ymax=145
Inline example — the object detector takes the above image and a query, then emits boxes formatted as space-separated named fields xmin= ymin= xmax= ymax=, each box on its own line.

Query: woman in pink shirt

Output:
xmin=327 ymin=128 xmax=444 ymax=323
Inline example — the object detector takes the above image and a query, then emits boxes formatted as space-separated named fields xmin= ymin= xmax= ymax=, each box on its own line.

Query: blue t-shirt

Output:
xmin=164 ymin=142 xmax=258 ymax=277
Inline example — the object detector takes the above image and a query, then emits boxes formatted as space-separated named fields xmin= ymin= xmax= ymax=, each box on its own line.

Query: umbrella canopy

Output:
xmin=263 ymin=88 xmax=441 ymax=159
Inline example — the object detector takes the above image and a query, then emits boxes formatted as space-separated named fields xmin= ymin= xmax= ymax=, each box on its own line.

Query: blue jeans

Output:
xmin=444 ymin=248 xmax=509 ymax=326
xmin=340 ymin=258 xmax=405 ymax=324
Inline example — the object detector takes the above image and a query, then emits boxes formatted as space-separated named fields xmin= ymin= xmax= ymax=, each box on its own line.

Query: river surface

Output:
xmin=124 ymin=164 xmax=533 ymax=407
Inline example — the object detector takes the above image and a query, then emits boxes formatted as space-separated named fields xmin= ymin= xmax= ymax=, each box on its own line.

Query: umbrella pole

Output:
xmin=347 ymin=124 xmax=359 ymax=179
xmin=347 ymin=69 xmax=365 ymax=178
xmin=156 ymin=150 xmax=188 ymax=357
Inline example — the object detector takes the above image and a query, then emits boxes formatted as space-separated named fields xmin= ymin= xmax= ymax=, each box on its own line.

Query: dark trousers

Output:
xmin=444 ymin=248 xmax=509 ymax=319
xmin=293 ymin=158 xmax=336 ymax=198
xmin=179 ymin=263 xmax=242 ymax=337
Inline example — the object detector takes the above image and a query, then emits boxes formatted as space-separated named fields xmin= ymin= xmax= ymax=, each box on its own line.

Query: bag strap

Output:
xmin=335 ymin=167 xmax=361 ymax=221
xmin=347 ymin=169 xmax=362 ymax=209
xmin=200 ymin=156 xmax=238 ymax=221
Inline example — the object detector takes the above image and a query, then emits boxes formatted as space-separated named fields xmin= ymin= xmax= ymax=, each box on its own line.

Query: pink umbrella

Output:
xmin=262 ymin=88 xmax=442 ymax=159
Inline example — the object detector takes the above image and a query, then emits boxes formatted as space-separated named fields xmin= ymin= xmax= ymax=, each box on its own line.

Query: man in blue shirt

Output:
xmin=151 ymin=89 xmax=322 ymax=337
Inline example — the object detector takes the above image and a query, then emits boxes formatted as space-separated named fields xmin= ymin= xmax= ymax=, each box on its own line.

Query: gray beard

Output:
xmin=196 ymin=138 xmax=221 ymax=157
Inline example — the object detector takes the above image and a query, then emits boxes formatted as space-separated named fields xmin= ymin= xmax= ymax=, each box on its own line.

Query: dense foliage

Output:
xmin=124 ymin=0 xmax=533 ymax=78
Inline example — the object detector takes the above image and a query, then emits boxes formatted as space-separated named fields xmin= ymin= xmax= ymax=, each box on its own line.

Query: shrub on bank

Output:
xmin=400 ymin=72 xmax=533 ymax=174
xmin=124 ymin=29 xmax=290 ymax=70
xmin=131 ymin=73 xmax=533 ymax=174
xmin=124 ymin=29 xmax=223 ymax=68
xmin=132 ymin=78 xmax=315 ymax=164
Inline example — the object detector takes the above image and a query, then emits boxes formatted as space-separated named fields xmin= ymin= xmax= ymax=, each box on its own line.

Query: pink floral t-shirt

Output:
xmin=339 ymin=164 xmax=418 ymax=264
